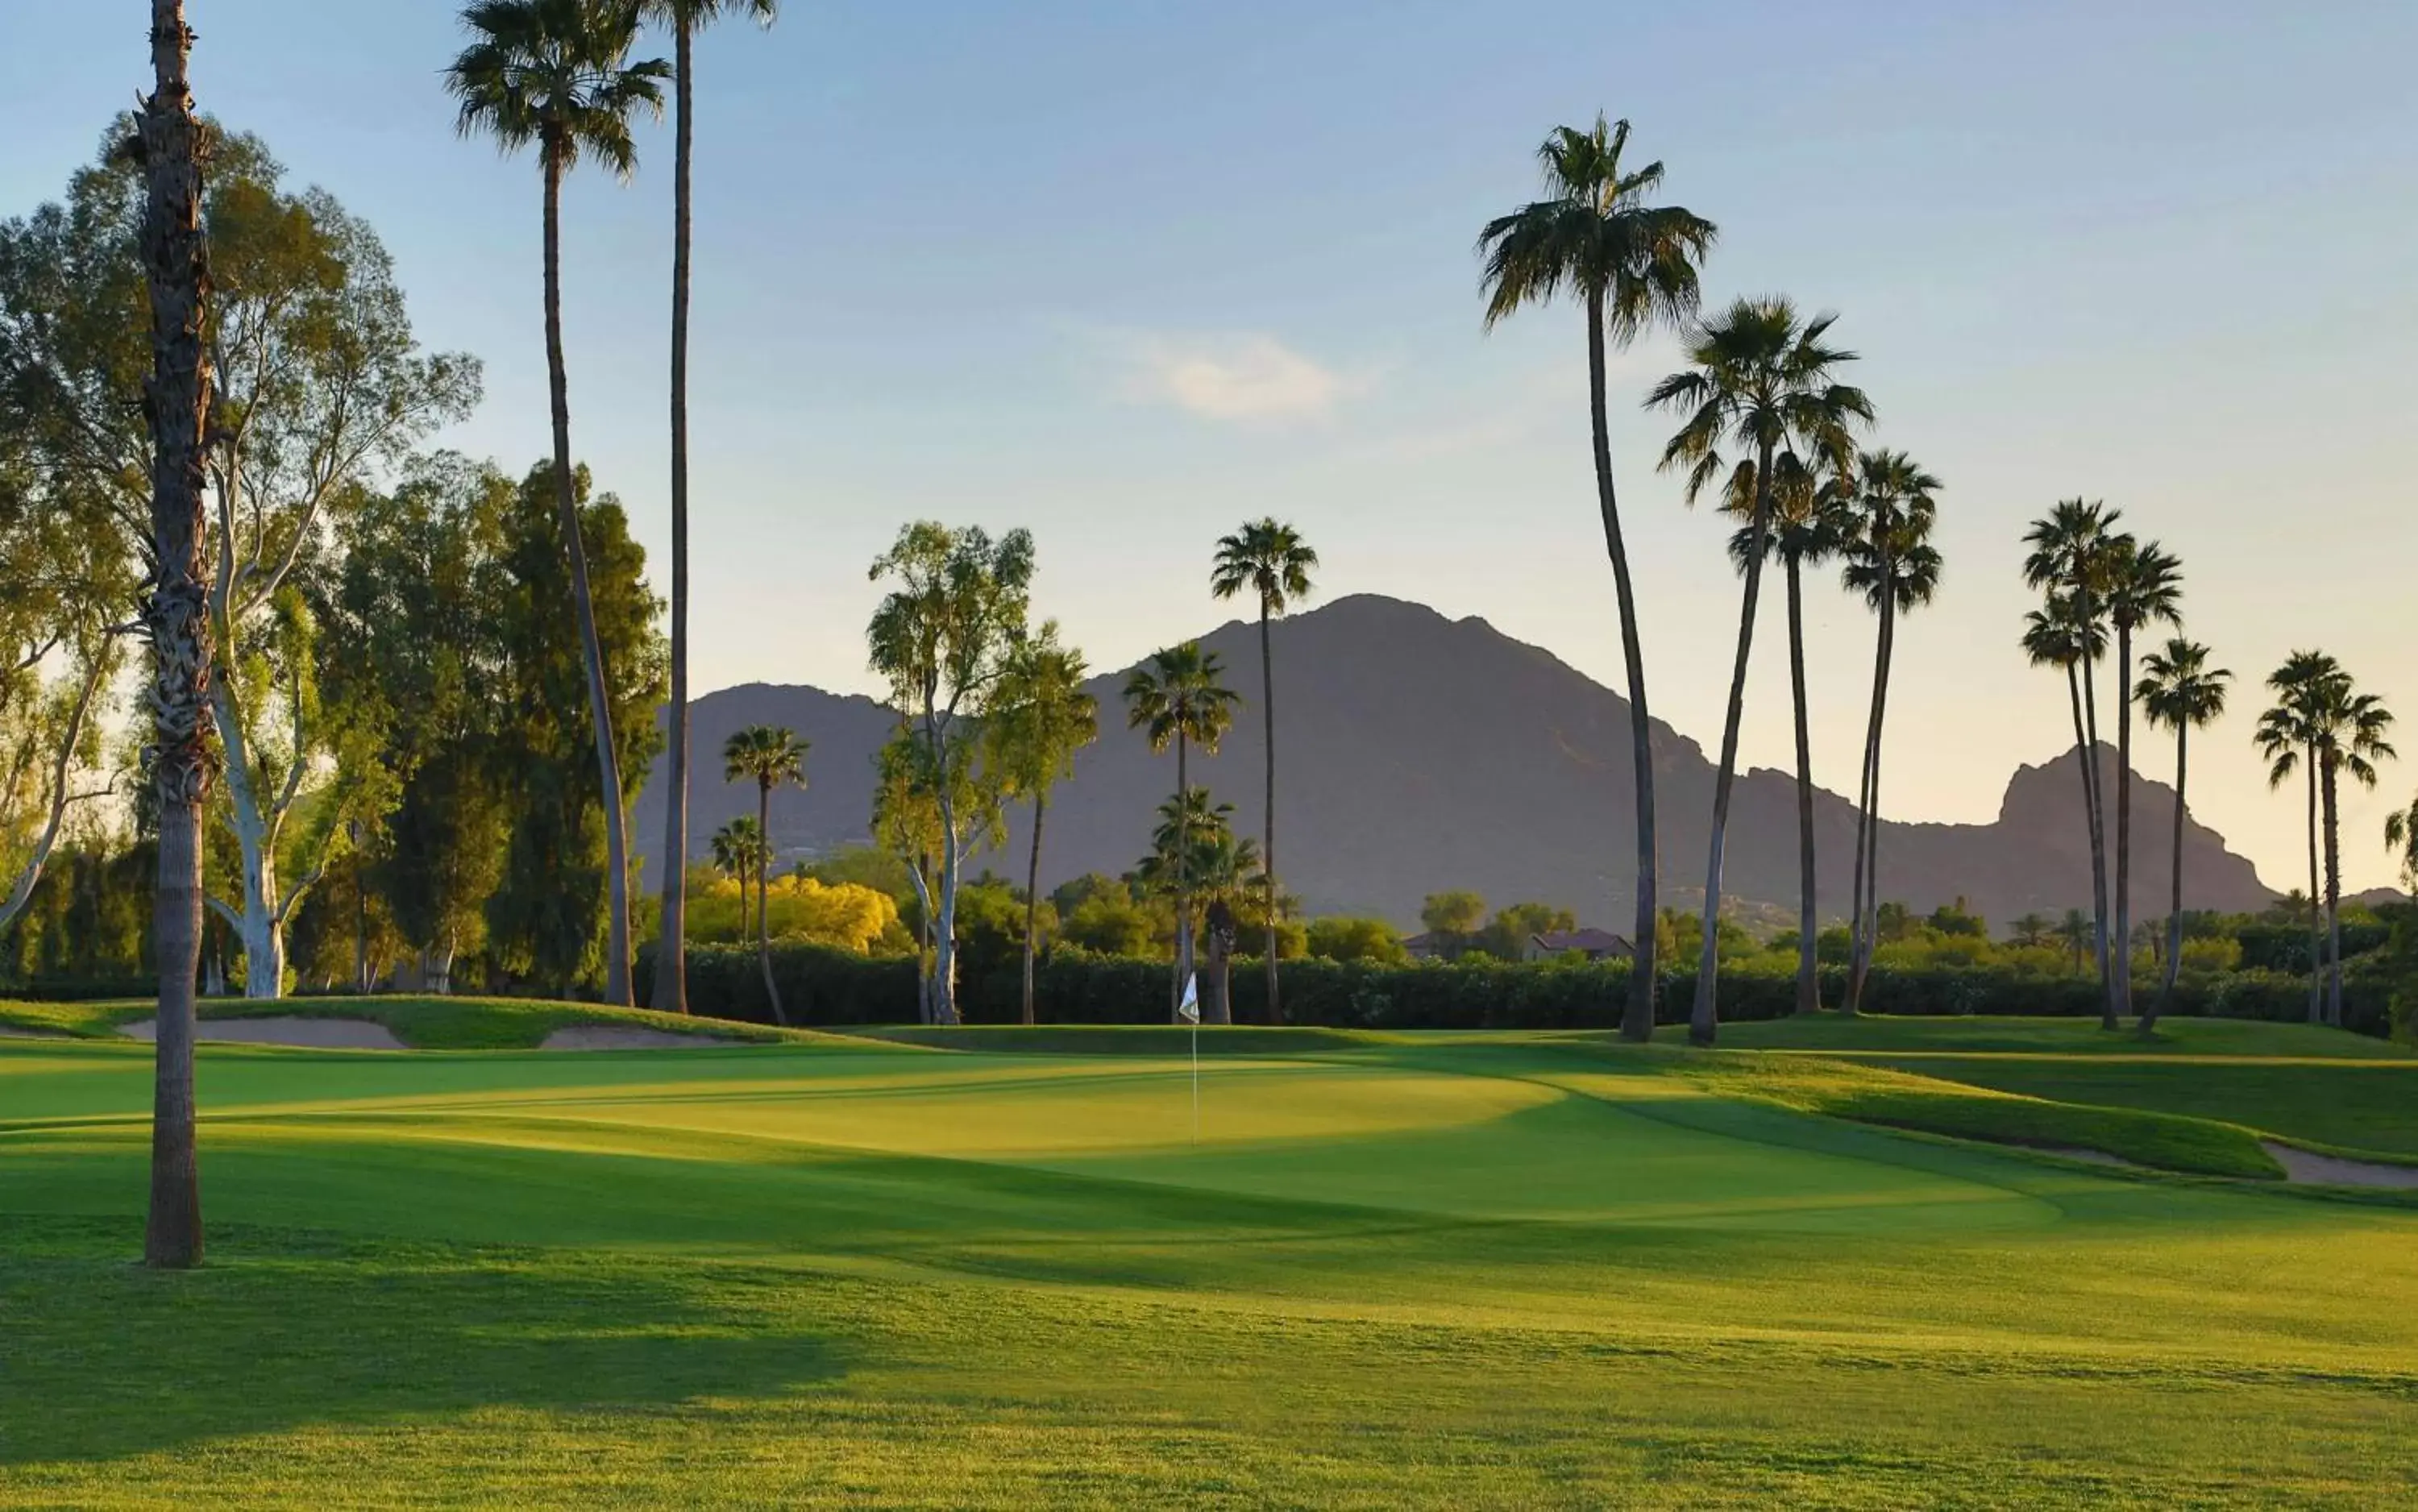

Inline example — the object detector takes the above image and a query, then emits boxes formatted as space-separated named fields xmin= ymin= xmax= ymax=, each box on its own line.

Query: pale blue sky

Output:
xmin=4 ymin=2 xmax=2412 ymax=891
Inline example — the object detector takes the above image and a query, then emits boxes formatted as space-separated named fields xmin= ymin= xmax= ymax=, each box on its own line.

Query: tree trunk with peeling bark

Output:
xmin=139 ymin=0 xmax=210 ymax=1271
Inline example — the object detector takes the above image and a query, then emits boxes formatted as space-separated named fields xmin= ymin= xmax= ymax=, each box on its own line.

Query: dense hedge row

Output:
xmin=638 ymin=942 xmax=2391 ymax=1036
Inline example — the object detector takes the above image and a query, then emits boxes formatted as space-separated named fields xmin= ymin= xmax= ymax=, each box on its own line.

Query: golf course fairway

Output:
xmin=6 ymin=1007 xmax=2418 ymax=1506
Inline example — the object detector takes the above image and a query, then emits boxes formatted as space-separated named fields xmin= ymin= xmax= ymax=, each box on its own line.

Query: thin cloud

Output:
xmin=1115 ymin=332 xmax=1361 ymax=422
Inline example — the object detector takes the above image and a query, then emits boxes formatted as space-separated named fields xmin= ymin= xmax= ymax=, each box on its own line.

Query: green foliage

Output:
xmin=1419 ymin=890 xmax=1486 ymax=941
xmin=1303 ymin=917 xmax=1409 ymax=966
xmin=1060 ymin=891 xmax=1164 ymax=959
xmin=1471 ymin=901 xmax=1577 ymax=961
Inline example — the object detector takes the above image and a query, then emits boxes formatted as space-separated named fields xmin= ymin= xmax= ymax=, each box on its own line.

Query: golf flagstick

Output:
xmin=1178 ymin=971 xmax=1201 ymax=1143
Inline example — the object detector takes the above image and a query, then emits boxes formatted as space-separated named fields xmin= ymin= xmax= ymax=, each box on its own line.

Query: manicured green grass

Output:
xmin=0 ymin=995 xmax=812 ymax=1049
xmin=1671 ymin=1011 xmax=2414 ymax=1059
xmin=9 ymin=1019 xmax=2418 ymax=1505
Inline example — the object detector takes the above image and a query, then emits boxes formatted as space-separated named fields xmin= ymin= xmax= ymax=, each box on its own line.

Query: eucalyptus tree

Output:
xmin=447 ymin=0 xmax=667 ymax=1007
xmin=1208 ymin=518 xmax=1316 ymax=1023
xmin=2257 ymin=652 xmax=2337 ymax=1023
xmin=1647 ymin=297 xmax=1870 ymax=1043
xmin=2133 ymin=637 xmax=2229 ymax=1028
xmin=2021 ymin=500 xmax=2122 ymax=1024
xmin=2100 ymin=538 xmax=2183 ymax=1019
xmin=136 ymin=0 xmax=211 ymax=1268
xmin=1123 ymin=642 xmax=1239 ymax=1017
xmin=722 ymin=724 xmax=806 ymax=1025
xmin=987 ymin=625 xmax=1097 ymax=1025
xmin=866 ymin=522 xmax=1033 ymax=1025
xmin=1838 ymin=450 xmax=1941 ymax=1013
xmin=636 ymin=0 xmax=779 ymax=1019
xmin=1477 ymin=115 xmax=1715 ymax=1042
xmin=1721 ymin=451 xmax=1847 ymax=1014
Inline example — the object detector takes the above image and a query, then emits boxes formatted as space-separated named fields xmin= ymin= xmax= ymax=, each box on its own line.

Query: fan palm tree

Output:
xmin=139 ymin=0 xmax=210 ymax=1269
xmin=1724 ymin=451 xmax=1851 ymax=1016
xmin=2308 ymin=673 xmax=2394 ymax=1025
xmin=1209 ymin=518 xmax=1317 ymax=1024
xmin=988 ymin=627 xmax=1098 ymax=1025
xmin=709 ymin=813 xmax=767 ymax=934
xmin=2387 ymin=797 xmax=2418 ymax=895
xmin=2057 ymin=908 xmax=2092 ymax=974
xmin=723 ymin=724 xmax=807 ymax=1026
xmin=2101 ymin=539 xmax=2183 ymax=1021
xmin=639 ymin=0 xmax=780 ymax=1019
xmin=1477 ymin=115 xmax=1716 ymax=1043
xmin=449 ymin=0 xmax=667 ymax=1007
xmin=1838 ymin=450 xmax=1942 ymax=1014
xmin=2023 ymin=596 xmax=2112 ymax=1016
xmin=2022 ymin=501 xmax=2122 ymax=1025
xmin=1647 ymin=297 xmax=1871 ymax=1043
xmin=1123 ymin=643 xmax=1238 ymax=1019
xmin=1134 ymin=789 xmax=1261 ymax=1027
xmin=2133 ymin=637 xmax=2229 ymax=1029
xmin=2257 ymin=652 xmax=2339 ymax=1024
xmin=2008 ymin=913 xmax=2054 ymax=950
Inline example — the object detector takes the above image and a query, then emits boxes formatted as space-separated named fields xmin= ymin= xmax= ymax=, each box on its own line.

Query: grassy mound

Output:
xmin=0 ymin=995 xmax=815 ymax=1051
xmin=840 ymin=1023 xmax=1397 ymax=1055
xmin=1666 ymin=1011 xmax=2412 ymax=1059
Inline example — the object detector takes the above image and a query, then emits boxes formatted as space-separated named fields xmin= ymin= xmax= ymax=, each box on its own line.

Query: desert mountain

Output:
xmin=638 ymin=594 xmax=2275 ymax=933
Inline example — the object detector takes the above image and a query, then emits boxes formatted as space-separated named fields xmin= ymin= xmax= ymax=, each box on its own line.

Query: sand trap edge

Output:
xmin=118 ymin=1016 xmax=407 ymax=1051
xmin=539 ymin=1026 xmax=738 ymax=1051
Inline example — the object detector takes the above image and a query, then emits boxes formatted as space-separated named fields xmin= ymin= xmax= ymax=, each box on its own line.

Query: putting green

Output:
xmin=7 ymin=1015 xmax=2418 ymax=1506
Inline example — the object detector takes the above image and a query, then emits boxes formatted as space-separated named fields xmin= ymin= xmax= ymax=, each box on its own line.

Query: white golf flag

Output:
xmin=1178 ymin=972 xmax=1200 ymax=1024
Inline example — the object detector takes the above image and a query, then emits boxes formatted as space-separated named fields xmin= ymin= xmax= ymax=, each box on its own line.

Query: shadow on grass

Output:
xmin=0 ymin=1217 xmax=844 ymax=1468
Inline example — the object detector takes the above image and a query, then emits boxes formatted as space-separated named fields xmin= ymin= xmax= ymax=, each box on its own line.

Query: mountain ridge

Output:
xmin=639 ymin=593 xmax=2276 ymax=932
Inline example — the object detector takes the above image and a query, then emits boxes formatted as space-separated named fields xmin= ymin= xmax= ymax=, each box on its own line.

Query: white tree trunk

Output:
xmin=933 ymin=792 xmax=962 ymax=1026
xmin=210 ymin=682 xmax=290 ymax=999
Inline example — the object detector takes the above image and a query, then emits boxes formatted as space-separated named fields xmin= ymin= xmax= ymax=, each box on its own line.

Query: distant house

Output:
xmin=1524 ymin=928 xmax=1632 ymax=963
xmin=1403 ymin=932 xmax=1444 ymax=962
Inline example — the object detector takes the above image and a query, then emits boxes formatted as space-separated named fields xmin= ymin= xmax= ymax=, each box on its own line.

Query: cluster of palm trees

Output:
xmin=1480 ymin=116 xmax=1946 ymax=1045
xmin=715 ymin=724 xmax=807 ymax=1024
xmin=1119 ymin=521 xmax=1318 ymax=1025
xmin=447 ymin=0 xmax=779 ymax=1016
xmin=2258 ymin=655 xmax=2394 ymax=1028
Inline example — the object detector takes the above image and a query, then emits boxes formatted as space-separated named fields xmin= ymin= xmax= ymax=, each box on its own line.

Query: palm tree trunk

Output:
xmin=1173 ymin=729 xmax=1191 ymax=1020
xmin=139 ymin=0 xmax=209 ymax=1270
xmin=2147 ymin=721 xmax=2187 ymax=1031
xmin=1689 ymin=439 xmax=1776 ymax=1045
xmin=758 ymin=780 xmax=785 ymax=1027
xmin=2304 ymin=755 xmax=2321 ymax=1024
xmin=1785 ymin=555 xmax=1818 ymax=1016
xmin=650 ymin=18 xmax=697 ymax=1017
xmin=1259 ymin=600 xmax=1280 ymax=1026
xmin=541 ymin=144 xmax=635 ymax=1007
xmin=2113 ymin=624 xmax=2135 ymax=1022
xmin=2076 ymin=629 xmax=2114 ymax=1030
xmin=2322 ymin=758 xmax=2343 ymax=1028
xmin=1858 ymin=590 xmax=1899 ymax=1010
xmin=1022 ymin=791 xmax=1045 ymax=1026
xmin=1845 ymin=576 xmax=1887 ymax=1016
xmin=1585 ymin=291 xmax=1660 ymax=1044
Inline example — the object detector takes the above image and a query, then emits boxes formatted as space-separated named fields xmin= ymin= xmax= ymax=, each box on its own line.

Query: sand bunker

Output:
xmin=117 ymin=1016 xmax=406 ymax=1050
xmin=539 ymin=1026 xmax=734 ymax=1051
xmin=2262 ymin=1141 xmax=2418 ymax=1189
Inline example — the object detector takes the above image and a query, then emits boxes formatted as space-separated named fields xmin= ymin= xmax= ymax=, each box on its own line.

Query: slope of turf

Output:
xmin=0 ymin=995 xmax=812 ymax=1050
xmin=1668 ymin=1011 xmax=2414 ymax=1059
xmin=9 ymin=1023 xmax=2418 ymax=1506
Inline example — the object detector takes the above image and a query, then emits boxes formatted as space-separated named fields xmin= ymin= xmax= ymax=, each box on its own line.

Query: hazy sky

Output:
xmin=4 ymin=2 xmax=2412 ymax=894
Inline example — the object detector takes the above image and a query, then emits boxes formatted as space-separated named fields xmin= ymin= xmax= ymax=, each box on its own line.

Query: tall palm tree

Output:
xmin=2258 ymin=652 xmax=2338 ymax=1024
xmin=1123 ymin=642 xmax=1238 ymax=1019
xmin=2101 ymin=539 xmax=2183 ymax=1021
xmin=448 ymin=0 xmax=667 ymax=1007
xmin=1647 ymin=297 xmax=1871 ymax=1044
xmin=2022 ymin=500 xmax=2122 ymax=1026
xmin=2133 ymin=637 xmax=2229 ymax=1030
xmin=723 ymin=724 xmax=806 ymax=1026
xmin=2387 ymin=796 xmax=2418 ymax=894
xmin=2023 ymin=596 xmax=2111 ymax=1015
xmin=1209 ymin=518 xmax=1317 ymax=1024
xmin=2308 ymin=672 xmax=2394 ymax=1026
xmin=1477 ymin=115 xmax=1716 ymax=1044
xmin=989 ymin=628 xmax=1098 ymax=1025
xmin=1135 ymin=787 xmax=1260 ymax=1028
xmin=139 ymin=0 xmax=211 ymax=1270
xmin=1838 ymin=450 xmax=1941 ymax=1014
xmin=638 ymin=0 xmax=779 ymax=1020
xmin=1724 ymin=452 xmax=1850 ymax=1016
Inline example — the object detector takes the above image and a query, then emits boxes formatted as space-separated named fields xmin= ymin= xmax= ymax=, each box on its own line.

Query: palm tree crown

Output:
xmin=1477 ymin=115 xmax=1717 ymax=338
xmin=2105 ymin=538 xmax=2183 ymax=638
xmin=1123 ymin=643 xmax=1238 ymax=756
xmin=723 ymin=724 xmax=808 ymax=795
xmin=1211 ymin=519 xmax=1319 ymax=613
xmin=447 ymin=0 xmax=669 ymax=175
xmin=1646 ymin=297 xmax=1872 ymax=501
xmin=1840 ymin=451 xmax=1943 ymax=612
xmin=2137 ymin=638 xmax=2230 ymax=736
